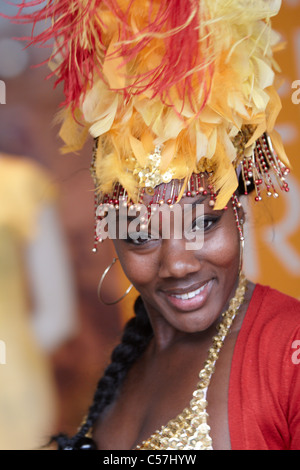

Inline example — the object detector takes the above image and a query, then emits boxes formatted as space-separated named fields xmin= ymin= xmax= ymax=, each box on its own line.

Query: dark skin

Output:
xmin=93 ymin=190 xmax=255 ymax=450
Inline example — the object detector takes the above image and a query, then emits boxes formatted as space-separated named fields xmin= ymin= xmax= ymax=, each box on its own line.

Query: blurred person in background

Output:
xmin=0 ymin=153 xmax=77 ymax=449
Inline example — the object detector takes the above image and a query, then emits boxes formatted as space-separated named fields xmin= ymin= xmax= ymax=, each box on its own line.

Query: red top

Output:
xmin=229 ymin=284 xmax=300 ymax=450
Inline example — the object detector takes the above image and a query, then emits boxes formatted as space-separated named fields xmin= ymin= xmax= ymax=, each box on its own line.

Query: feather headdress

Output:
xmin=9 ymin=0 xmax=289 ymax=208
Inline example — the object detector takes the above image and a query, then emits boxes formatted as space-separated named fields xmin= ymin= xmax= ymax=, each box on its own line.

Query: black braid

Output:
xmin=54 ymin=295 xmax=153 ymax=450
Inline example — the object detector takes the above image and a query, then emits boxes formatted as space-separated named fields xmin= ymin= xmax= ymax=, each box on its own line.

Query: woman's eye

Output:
xmin=192 ymin=216 xmax=220 ymax=232
xmin=126 ymin=232 xmax=156 ymax=245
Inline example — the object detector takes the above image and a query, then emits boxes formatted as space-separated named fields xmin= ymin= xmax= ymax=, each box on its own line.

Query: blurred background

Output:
xmin=0 ymin=0 xmax=299 ymax=450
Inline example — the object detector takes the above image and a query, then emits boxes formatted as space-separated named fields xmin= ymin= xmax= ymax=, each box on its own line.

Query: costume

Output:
xmin=7 ymin=0 xmax=298 ymax=451
xmin=123 ymin=284 xmax=300 ymax=451
xmin=229 ymin=284 xmax=300 ymax=450
xmin=8 ymin=0 xmax=290 ymax=227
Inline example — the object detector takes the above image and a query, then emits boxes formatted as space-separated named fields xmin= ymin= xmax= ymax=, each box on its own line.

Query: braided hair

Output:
xmin=54 ymin=295 xmax=153 ymax=450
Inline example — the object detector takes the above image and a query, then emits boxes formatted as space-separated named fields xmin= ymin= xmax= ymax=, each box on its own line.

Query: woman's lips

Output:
xmin=163 ymin=279 xmax=214 ymax=312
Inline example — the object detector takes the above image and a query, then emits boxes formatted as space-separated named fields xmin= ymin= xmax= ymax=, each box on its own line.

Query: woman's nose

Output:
xmin=158 ymin=238 xmax=201 ymax=280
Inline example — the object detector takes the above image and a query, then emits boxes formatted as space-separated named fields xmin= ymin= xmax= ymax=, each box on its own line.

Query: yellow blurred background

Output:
xmin=0 ymin=1 xmax=299 ymax=449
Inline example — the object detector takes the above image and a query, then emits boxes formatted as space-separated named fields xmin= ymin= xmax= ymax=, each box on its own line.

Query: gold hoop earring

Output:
xmin=98 ymin=257 xmax=133 ymax=305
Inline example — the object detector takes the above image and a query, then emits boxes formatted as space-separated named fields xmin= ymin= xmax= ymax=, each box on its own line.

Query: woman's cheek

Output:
xmin=202 ymin=227 xmax=239 ymax=268
xmin=118 ymin=250 xmax=158 ymax=290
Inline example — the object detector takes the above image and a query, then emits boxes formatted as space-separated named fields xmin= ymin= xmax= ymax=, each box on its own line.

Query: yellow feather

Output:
xmin=47 ymin=0 xmax=286 ymax=207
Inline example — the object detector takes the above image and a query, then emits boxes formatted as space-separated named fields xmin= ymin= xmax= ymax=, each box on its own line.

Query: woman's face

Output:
xmin=112 ymin=188 xmax=242 ymax=334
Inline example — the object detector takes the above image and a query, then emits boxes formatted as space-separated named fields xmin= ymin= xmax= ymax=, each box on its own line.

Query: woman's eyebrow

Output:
xmin=191 ymin=196 xmax=206 ymax=209
xmin=190 ymin=196 xmax=224 ymax=215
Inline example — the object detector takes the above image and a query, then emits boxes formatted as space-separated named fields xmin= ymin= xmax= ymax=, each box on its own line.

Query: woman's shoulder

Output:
xmin=234 ymin=281 xmax=300 ymax=377
xmin=244 ymin=282 xmax=300 ymax=339
xmin=253 ymin=283 xmax=300 ymax=314
xmin=230 ymin=283 xmax=300 ymax=450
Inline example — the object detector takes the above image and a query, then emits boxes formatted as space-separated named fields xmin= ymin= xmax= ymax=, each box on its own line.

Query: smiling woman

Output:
xmin=7 ymin=0 xmax=300 ymax=451
xmin=92 ymin=188 xmax=249 ymax=450
xmin=113 ymin=189 xmax=242 ymax=334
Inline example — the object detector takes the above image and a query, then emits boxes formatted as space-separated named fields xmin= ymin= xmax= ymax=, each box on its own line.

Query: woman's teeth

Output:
xmin=172 ymin=283 xmax=207 ymax=300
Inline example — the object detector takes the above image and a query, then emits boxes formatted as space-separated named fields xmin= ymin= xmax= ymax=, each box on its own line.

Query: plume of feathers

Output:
xmin=5 ymin=0 xmax=287 ymax=208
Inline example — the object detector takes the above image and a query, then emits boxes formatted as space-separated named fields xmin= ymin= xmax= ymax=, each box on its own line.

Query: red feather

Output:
xmin=5 ymin=0 xmax=106 ymax=109
xmin=3 ymin=0 xmax=214 ymax=112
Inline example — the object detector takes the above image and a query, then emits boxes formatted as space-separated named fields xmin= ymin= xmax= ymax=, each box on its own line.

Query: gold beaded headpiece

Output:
xmin=10 ymin=0 xmax=290 ymax=247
